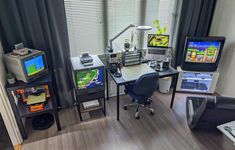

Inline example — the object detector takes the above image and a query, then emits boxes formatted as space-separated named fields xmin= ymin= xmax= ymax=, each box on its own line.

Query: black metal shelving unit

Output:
xmin=5 ymin=74 xmax=61 ymax=139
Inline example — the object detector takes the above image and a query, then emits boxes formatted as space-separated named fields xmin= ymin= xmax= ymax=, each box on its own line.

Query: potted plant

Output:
xmin=7 ymin=72 xmax=16 ymax=84
xmin=153 ymin=19 xmax=167 ymax=35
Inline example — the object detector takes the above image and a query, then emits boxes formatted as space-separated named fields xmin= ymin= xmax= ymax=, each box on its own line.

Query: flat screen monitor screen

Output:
xmin=147 ymin=34 xmax=169 ymax=48
xmin=24 ymin=55 xmax=45 ymax=77
xmin=185 ymin=41 xmax=221 ymax=63
xmin=75 ymin=67 xmax=103 ymax=89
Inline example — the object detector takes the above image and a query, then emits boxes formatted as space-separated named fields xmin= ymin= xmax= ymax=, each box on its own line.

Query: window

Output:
xmin=64 ymin=0 xmax=104 ymax=56
xmin=144 ymin=0 xmax=177 ymax=47
xmin=65 ymin=0 xmax=179 ymax=56
xmin=107 ymin=0 xmax=137 ymax=49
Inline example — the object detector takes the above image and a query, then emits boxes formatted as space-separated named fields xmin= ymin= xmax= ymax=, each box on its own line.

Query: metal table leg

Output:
xmin=54 ymin=111 xmax=61 ymax=130
xmin=170 ymin=73 xmax=179 ymax=108
xmin=117 ymin=84 xmax=120 ymax=121
xmin=106 ymin=69 xmax=109 ymax=101
xmin=77 ymin=103 xmax=83 ymax=121
xmin=103 ymin=97 xmax=106 ymax=116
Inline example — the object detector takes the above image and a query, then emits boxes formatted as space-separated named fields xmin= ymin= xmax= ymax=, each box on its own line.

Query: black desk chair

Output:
xmin=123 ymin=72 xmax=159 ymax=119
xmin=186 ymin=96 xmax=235 ymax=130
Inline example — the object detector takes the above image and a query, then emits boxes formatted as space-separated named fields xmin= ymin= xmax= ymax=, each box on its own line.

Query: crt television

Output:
xmin=147 ymin=34 xmax=169 ymax=48
xmin=70 ymin=55 xmax=105 ymax=95
xmin=4 ymin=49 xmax=48 ymax=83
xmin=181 ymin=36 xmax=225 ymax=72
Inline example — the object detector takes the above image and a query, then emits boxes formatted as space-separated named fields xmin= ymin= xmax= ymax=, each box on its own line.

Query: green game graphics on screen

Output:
xmin=24 ymin=55 xmax=45 ymax=76
xmin=75 ymin=67 xmax=103 ymax=89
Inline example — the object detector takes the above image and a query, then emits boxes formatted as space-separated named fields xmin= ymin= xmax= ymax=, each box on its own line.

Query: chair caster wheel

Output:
xmin=150 ymin=108 xmax=154 ymax=115
xmin=135 ymin=112 xmax=140 ymax=119
xmin=123 ymin=106 xmax=128 ymax=110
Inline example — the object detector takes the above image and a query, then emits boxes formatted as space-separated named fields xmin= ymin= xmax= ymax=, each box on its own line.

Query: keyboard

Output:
xmin=181 ymin=80 xmax=208 ymax=91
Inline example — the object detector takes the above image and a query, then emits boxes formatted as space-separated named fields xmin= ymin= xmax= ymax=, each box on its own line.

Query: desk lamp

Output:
xmin=107 ymin=24 xmax=152 ymax=52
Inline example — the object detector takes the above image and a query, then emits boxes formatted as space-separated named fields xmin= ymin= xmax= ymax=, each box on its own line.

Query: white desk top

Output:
xmin=121 ymin=64 xmax=156 ymax=81
xmin=217 ymin=121 xmax=235 ymax=144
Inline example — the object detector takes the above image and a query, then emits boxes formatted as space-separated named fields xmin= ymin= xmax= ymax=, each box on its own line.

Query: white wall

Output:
xmin=0 ymin=42 xmax=23 ymax=145
xmin=210 ymin=0 xmax=235 ymax=97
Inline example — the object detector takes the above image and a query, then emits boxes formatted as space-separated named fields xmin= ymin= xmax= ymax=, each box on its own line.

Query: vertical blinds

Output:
xmin=64 ymin=0 xmax=104 ymax=56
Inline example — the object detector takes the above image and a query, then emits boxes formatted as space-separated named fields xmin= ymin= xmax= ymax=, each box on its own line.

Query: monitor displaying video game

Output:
xmin=147 ymin=34 xmax=169 ymax=48
xmin=185 ymin=41 xmax=221 ymax=63
xmin=75 ymin=67 xmax=103 ymax=89
xmin=181 ymin=36 xmax=225 ymax=72
xmin=23 ymin=55 xmax=45 ymax=77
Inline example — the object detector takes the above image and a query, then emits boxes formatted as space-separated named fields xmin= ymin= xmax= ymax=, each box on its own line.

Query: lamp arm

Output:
xmin=109 ymin=24 xmax=136 ymax=49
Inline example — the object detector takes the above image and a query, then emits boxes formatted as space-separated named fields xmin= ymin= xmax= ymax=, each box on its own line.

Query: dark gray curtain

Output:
xmin=174 ymin=0 xmax=217 ymax=67
xmin=0 ymin=0 xmax=74 ymax=107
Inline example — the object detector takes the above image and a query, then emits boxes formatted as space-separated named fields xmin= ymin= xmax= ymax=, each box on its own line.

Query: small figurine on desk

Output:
xmin=114 ymin=59 xmax=122 ymax=77
xmin=156 ymin=60 xmax=163 ymax=71
xmin=163 ymin=55 xmax=171 ymax=70
xmin=148 ymin=58 xmax=170 ymax=72
xmin=149 ymin=60 xmax=156 ymax=68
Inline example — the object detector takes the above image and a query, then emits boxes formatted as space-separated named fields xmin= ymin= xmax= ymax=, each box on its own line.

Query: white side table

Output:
xmin=217 ymin=121 xmax=235 ymax=145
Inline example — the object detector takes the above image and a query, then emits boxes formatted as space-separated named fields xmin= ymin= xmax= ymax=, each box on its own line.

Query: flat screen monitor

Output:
xmin=23 ymin=55 xmax=45 ymax=77
xmin=147 ymin=34 xmax=169 ymax=48
xmin=181 ymin=36 xmax=225 ymax=72
xmin=75 ymin=67 xmax=103 ymax=90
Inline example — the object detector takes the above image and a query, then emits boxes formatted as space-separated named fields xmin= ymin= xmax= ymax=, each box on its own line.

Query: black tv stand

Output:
xmin=70 ymin=55 xmax=106 ymax=121
xmin=5 ymin=73 xmax=61 ymax=139
xmin=76 ymin=90 xmax=106 ymax=121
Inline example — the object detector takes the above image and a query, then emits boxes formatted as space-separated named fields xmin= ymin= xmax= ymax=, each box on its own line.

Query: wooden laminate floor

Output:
xmin=22 ymin=92 xmax=235 ymax=150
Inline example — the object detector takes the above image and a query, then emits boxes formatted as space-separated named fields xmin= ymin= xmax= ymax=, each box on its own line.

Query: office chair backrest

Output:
xmin=133 ymin=72 xmax=159 ymax=96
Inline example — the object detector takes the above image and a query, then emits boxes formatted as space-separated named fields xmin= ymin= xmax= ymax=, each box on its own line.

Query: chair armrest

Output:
xmin=215 ymin=96 xmax=235 ymax=110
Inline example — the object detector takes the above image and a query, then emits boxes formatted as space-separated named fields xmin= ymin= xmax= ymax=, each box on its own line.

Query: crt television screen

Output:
xmin=148 ymin=34 xmax=169 ymax=48
xmin=24 ymin=55 xmax=45 ymax=77
xmin=185 ymin=41 xmax=221 ymax=63
xmin=75 ymin=67 xmax=103 ymax=89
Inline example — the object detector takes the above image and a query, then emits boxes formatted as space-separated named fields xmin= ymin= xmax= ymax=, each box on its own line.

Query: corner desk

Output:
xmin=105 ymin=63 xmax=179 ymax=121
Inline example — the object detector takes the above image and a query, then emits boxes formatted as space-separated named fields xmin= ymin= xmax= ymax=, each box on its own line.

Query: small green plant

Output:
xmin=7 ymin=72 xmax=15 ymax=79
xmin=153 ymin=19 xmax=167 ymax=35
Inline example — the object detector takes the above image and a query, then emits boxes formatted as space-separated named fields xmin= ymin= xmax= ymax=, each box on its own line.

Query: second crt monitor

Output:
xmin=70 ymin=55 xmax=105 ymax=95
